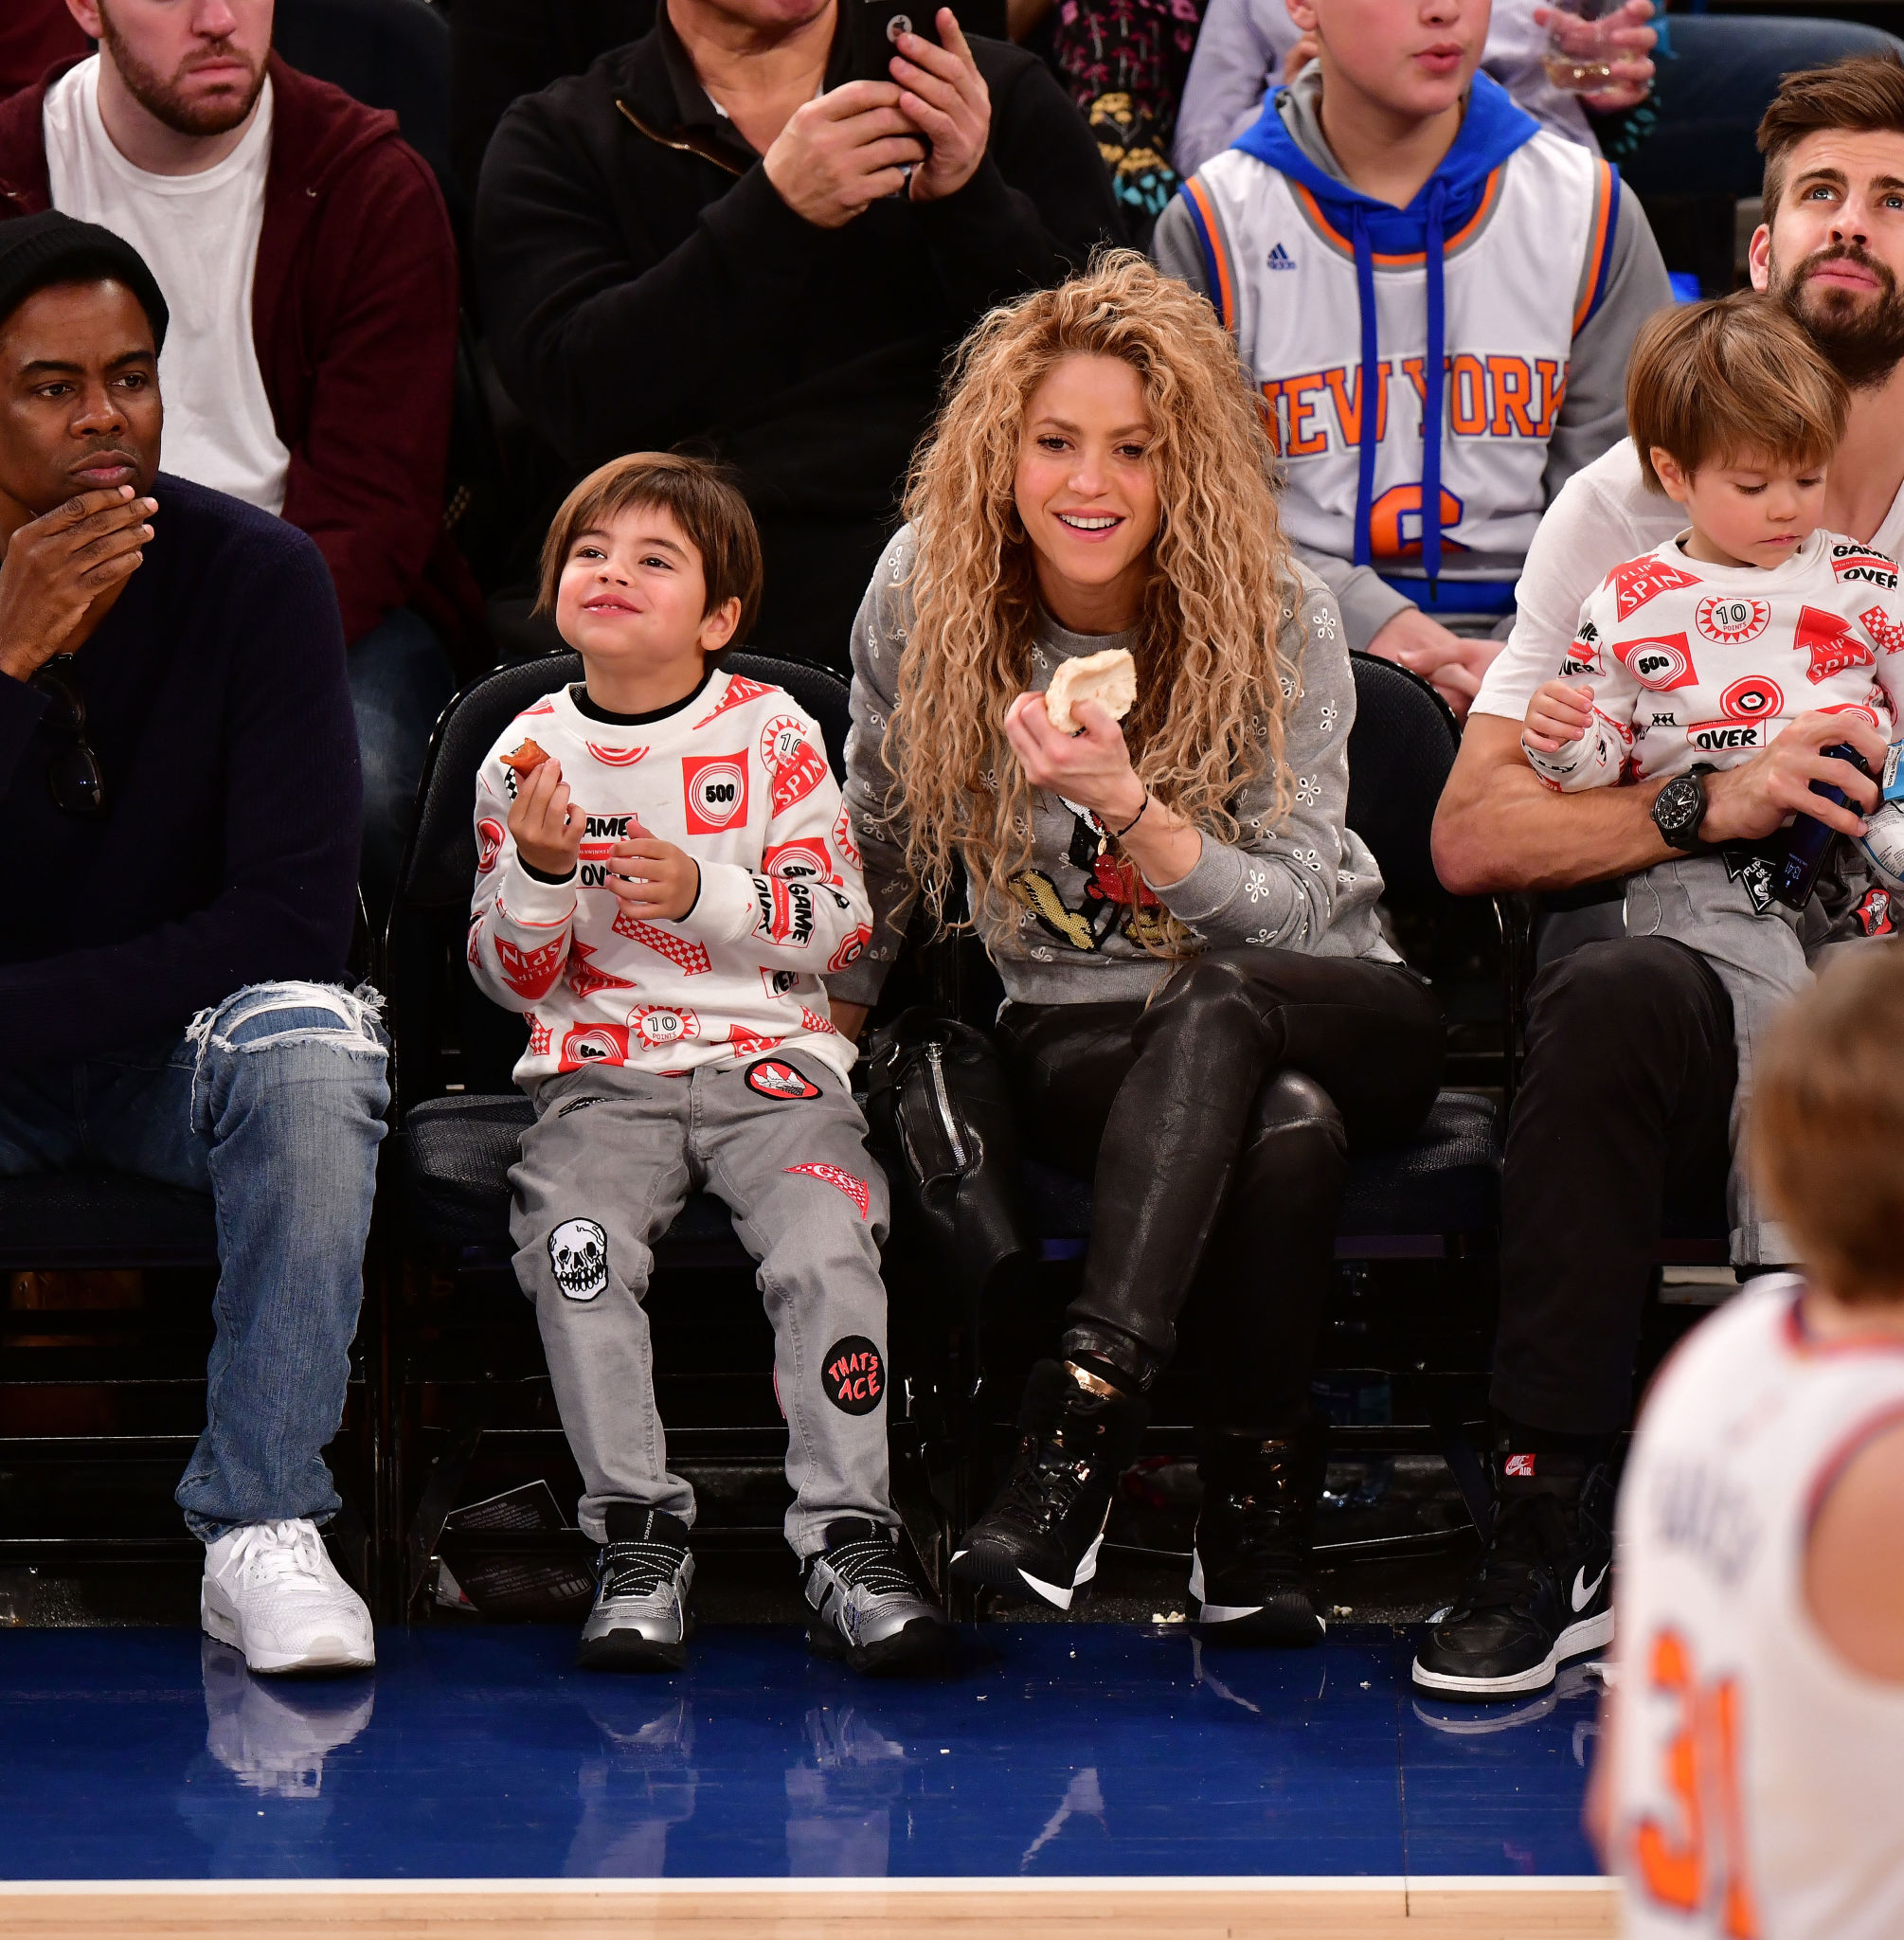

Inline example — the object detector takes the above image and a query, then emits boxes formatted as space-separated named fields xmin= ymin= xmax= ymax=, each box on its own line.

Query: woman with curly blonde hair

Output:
xmin=827 ymin=254 xmax=1444 ymax=1639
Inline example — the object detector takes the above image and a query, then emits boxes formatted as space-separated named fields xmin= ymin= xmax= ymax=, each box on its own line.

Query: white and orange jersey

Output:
xmin=468 ymin=667 xmax=869 ymax=1086
xmin=1524 ymin=530 xmax=1904 ymax=792
xmin=1177 ymin=118 xmax=1616 ymax=595
xmin=1610 ymin=1277 xmax=1904 ymax=1940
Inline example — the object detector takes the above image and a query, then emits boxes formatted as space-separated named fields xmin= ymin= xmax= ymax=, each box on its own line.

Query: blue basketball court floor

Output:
xmin=0 ymin=1619 xmax=1614 ymax=1936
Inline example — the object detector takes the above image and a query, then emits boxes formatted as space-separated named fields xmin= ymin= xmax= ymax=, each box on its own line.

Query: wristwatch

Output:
xmin=1650 ymin=765 xmax=1714 ymax=853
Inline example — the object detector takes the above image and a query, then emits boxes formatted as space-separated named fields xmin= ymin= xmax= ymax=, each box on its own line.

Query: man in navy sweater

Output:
xmin=0 ymin=213 xmax=385 ymax=1676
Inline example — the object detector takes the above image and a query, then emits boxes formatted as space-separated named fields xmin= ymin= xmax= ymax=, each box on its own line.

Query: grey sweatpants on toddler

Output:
xmin=1626 ymin=853 xmax=1812 ymax=1266
xmin=509 ymin=1049 xmax=895 ymax=1553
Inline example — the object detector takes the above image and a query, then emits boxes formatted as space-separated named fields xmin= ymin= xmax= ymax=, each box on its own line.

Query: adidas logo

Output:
xmin=1266 ymin=242 xmax=1296 ymax=270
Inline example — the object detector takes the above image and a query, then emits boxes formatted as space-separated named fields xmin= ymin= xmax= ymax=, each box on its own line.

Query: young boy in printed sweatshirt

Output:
xmin=468 ymin=453 xmax=947 ymax=1675
xmin=1521 ymin=295 xmax=1904 ymax=1267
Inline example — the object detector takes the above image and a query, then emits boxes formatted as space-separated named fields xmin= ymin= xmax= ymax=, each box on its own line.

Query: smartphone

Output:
xmin=848 ymin=0 xmax=942 ymax=84
xmin=1773 ymin=741 xmax=1870 ymax=909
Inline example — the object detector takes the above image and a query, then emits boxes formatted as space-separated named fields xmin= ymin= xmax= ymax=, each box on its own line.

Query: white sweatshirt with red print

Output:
xmin=468 ymin=669 xmax=871 ymax=1086
xmin=1522 ymin=530 xmax=1904 ymax=791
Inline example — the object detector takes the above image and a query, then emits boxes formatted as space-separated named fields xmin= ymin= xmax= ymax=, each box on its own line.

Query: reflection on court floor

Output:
xmin=0 ymin=1623 xmax=1603 ymax=1886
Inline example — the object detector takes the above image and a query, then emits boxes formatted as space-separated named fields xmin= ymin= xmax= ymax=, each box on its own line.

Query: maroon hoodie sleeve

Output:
xmin=0 ymin=5 xmax=88 ymax=99
xmin=266 ymin=116 xmax=460 ymax=647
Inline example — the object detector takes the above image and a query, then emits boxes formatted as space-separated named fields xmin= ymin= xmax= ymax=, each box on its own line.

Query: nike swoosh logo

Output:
xmin=1572 ymin=1563 xmax=1609 ymax=1611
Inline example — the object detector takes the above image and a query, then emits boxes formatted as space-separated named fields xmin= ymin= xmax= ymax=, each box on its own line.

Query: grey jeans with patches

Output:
xmin=1626 ymin=852 xmax=1837 ymax=1265
xmin=511 ymin=1051 xmax=897 ymax=1552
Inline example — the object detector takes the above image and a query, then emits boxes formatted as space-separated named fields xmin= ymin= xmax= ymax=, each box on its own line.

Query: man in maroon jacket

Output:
xmin=0 ymin=0 xmax=461 ymax=905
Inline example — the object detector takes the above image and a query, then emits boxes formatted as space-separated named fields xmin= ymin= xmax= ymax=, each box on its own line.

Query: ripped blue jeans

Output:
xmin=0 ymin=983 xmax=389 ymax=1539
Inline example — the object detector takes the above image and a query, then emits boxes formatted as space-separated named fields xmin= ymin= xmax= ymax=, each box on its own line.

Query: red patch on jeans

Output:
xmin=1504 ymin=1453 xmax=1536 ymax=1478
xmin=785 ymin=1161 xmax=869 ymax=1219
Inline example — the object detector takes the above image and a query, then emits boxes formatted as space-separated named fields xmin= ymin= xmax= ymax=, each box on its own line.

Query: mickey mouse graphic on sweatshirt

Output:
xmin=468 ymin=668 xmax=870 ymax=1084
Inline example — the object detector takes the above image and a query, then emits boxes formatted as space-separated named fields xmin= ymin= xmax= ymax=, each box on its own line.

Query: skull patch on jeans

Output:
xmin=549 ymin=1218 xmax=609 ymax=1300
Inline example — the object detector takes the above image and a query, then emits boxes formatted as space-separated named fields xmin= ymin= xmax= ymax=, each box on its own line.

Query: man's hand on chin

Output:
xmin=0 ymin=485 xmax=154 ymax=683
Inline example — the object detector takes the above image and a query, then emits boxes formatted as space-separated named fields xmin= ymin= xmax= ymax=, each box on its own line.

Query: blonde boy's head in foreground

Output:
xmin=1627 ymin=294 xmax=1850 ymax=571
xmin=1753 ymin=944 xmax=1904 ymax=1313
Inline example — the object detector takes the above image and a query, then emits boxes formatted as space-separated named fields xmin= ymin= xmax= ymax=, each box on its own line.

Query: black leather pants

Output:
xmin=997 ymin=947 xmax=1445 ymax=1430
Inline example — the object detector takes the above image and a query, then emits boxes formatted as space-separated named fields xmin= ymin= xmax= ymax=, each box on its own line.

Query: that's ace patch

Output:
xmin=823 ymin=1336 xmax=885 ymax=1415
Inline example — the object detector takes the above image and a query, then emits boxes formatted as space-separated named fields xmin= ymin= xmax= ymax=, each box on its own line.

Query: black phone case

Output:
xmin=1773 ymin=741 xmax=1868 ymax=909
xmin=848 ymin=0 xmax=942 ymax=83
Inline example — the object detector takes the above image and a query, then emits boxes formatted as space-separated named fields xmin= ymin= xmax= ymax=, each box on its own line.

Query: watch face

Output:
xmin=1656 ymin=776 xmax=1702 ymax=841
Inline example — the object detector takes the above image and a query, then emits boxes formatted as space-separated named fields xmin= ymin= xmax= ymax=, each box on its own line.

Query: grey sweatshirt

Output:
xmin=824 ymin=524 xmax=1397 ymax=1015
xmin=1152 ymin=67 xmax=1672 ymax=654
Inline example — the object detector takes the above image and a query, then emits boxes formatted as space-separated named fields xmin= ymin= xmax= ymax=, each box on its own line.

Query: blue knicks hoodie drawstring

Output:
xmin=1420 ymin=180 xmax=1447 ymax=593
xmin=1350 ymin=183 xmax=1446 ymax=592
xmin=1349 ymin=205 xmax=1378 ymax=575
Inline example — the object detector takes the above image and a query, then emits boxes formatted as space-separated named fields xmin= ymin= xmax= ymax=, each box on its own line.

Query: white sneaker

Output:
xmin=201 ymin=1519 xmax=376 ymax=1675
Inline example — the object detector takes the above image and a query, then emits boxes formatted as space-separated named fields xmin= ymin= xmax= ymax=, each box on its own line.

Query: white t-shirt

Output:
xmin=1473 ymin=438 xmax=1904 ymax=724
xmin=44 ymin=56 xmax=290 ymax=516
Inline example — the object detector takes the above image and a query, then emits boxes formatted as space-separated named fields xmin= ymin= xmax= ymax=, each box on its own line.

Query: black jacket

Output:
xmin=476 ymin=15 xmax=1122 ymax=671
xmin=0 ymin=477 xmax=361 ymax=1069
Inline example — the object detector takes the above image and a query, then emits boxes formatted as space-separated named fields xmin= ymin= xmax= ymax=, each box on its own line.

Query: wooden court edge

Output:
xmin=0 ymin=1875 xmax=1620 ymax=1938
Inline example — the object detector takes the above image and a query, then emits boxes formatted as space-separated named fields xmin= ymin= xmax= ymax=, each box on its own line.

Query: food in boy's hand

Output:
xmin=501 ymin=738 xmax=550 ymax=775
xmin=1044 ymin=649 xmax=1137 ymax=734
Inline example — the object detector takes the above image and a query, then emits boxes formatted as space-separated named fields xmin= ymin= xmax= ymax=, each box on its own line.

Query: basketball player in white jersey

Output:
xmin=1410 ymin=57 xmax=1904 ymax=1705
xmin=1590 ymin=943 xmax=1904 ymax=1938
xmin=1154 ymin=0 xmax=1671 ymax=713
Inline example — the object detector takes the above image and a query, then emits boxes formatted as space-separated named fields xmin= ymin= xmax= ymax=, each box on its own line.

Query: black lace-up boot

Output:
xmin=1190 ymin=1411 xmax=1329 ymax=1645
xmin=950 ymin=1359 xmax=1147 ymax=1608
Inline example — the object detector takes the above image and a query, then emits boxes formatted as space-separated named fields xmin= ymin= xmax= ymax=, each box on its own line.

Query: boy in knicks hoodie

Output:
xmin=468 ymin=453 xmax=948 ymax=1677
xmin=1153 ymin=0 xmax=1671 ymax=710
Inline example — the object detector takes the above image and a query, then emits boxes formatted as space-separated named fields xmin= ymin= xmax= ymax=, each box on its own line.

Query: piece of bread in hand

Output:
xmin=501 ymin=738 xmax=550 ymax=775
xmin=1044 ymin=648 xmax=1137 ymax=734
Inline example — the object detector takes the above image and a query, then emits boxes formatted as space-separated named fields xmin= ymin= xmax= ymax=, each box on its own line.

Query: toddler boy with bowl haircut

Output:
xmin=467 ymin=452 xmax=946 ymax=1674
xmin=1520 ymin=293 xmax=1904 ymax=1267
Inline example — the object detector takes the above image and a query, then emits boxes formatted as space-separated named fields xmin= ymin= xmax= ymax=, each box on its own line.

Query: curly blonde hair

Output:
xmin=885 ymin=250 xmax=1301 ymax=955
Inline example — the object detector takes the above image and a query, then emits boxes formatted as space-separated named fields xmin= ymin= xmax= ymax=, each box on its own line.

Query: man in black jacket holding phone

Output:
xmin=475 ymin=0 xmax=1120 ymax=672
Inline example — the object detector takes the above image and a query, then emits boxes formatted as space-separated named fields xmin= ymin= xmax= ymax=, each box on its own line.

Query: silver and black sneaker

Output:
xmin=578 ymin=1508 xmax=694 ymax=1673
xmin=802 ymin=1519 xmax=951 ymax=1675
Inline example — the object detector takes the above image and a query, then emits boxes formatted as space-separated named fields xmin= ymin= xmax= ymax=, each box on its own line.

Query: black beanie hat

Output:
xmin=0 ymin=210 xmax=169 ymax=352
